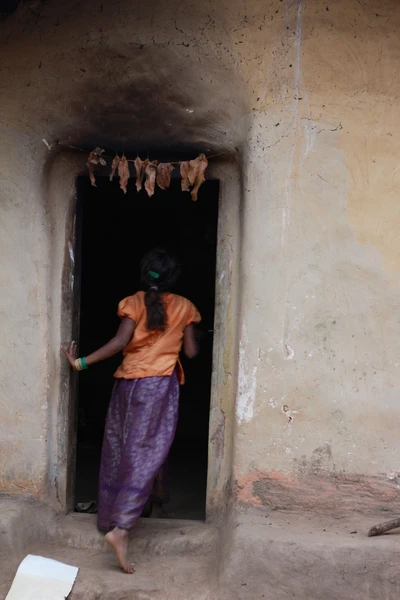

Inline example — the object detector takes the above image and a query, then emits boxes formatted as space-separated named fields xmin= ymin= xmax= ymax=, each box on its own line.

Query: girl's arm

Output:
xmin=183 ymin=324 xmax=199 ymax=359
xmin=61 ymin=317 xmax=135 ymax=370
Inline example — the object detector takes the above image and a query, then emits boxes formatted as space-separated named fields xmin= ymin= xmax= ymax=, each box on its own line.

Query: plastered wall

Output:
xmin=1 ymin=0 xmax=400 ymax=512
xmin=234 ymin=1 xmax=400 ymax=511
xmin=0 ymin=130 xmax=49 ymax=494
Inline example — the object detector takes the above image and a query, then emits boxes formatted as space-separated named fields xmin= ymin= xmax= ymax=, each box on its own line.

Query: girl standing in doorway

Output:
xmin=61 ymin=248 xmax=200 ymax=574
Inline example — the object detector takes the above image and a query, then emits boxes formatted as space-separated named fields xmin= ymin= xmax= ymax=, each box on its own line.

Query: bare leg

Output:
xmin=105 ymin=527 xmax=135 ymax=574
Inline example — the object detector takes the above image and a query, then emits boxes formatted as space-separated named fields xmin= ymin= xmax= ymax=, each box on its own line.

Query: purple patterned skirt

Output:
xmin=97 ymin=372 xmax=179 ymax=531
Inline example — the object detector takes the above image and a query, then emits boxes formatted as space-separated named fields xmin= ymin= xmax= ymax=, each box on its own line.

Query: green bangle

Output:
xmin=81 ymin=357 xmax=88 ymax=370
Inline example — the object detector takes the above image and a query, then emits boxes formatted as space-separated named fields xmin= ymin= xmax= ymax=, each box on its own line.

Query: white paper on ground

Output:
xmin=6 ymin=554 xmax=79 ymax=600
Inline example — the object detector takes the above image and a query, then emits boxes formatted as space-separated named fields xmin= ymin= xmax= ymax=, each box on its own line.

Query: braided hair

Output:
xmin=141 ymin=248 xmax=181 ymax=331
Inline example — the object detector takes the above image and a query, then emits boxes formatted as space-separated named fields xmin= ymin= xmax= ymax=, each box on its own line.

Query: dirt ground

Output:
xmin=2 ymin=495 xmax=400 ymax=599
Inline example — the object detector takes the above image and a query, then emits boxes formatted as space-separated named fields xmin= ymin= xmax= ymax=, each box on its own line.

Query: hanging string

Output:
xmin=55 ymin=143 xmax=229 ymax=164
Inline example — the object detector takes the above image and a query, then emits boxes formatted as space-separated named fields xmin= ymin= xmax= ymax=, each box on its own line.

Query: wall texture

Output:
xmin=1 ymin=0 xmax=400 ymax=513
xmin=234 ymin=0 xmax=400 ymax=511
xmin=0 ymin=128 xmax=49 ymax=495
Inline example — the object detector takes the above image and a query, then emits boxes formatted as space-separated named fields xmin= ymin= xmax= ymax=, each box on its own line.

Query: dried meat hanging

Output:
xmin=156 ymin=163 xmax=174 ymax=190
xmin=180 ymin=161 xmax=191 ymax=192
xmin=134 ymin=157 xmax=148 ymax=192
xmin=109 ymin=155 xmax=120 ymax=181
xmin=87 ymin=147 xmax=106 ymax=187
xmin=190 ymin=153 xmax=208 ymax=201
xmin=86 ymin=149 xmax=209 ymax=199
xmin=144 ymin=161 xmax=158 ymax=197
xmin=187 ymin=156 xmax=200 ymax=187
xmin=118 ymin=156 xmax=130 ymax=194
xmin=179 ymin=154 xmax=208 ymax=200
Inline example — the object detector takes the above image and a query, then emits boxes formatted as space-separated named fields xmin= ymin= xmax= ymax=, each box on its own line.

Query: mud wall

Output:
xmin=1 ymin=0 xmax=400 ymax=512
xmin=234 ymin=0 xmax=400 ymax=511
xmin=0 ymin=131 xmax=48 ymax=495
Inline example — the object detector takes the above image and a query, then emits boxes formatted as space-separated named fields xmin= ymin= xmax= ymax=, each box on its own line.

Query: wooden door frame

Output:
xmin=45 ymin=152 xmax=241 ymax=520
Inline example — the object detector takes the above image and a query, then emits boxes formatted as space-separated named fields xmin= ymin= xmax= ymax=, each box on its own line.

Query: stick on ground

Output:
xmin=368 ymin=517 xmax=400 ymax=537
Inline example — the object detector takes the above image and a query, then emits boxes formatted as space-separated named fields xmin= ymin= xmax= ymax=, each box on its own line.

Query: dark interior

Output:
xmin=75 ymin=173 xmax=219 ymax=520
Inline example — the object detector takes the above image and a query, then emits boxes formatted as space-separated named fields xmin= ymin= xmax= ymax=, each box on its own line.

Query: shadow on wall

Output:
xmin=60 ymin=44 xmax=249 ymax=156
xmin=0 ymin=0 xmax=254 ymax=163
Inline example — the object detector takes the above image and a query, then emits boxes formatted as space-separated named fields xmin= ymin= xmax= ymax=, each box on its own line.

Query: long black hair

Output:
xmin=141 ymin=248 xmax=181 ymax=331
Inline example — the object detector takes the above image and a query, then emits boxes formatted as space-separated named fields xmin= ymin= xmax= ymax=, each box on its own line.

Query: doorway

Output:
xmin=74 ymin=173 xmax=219 ymax=520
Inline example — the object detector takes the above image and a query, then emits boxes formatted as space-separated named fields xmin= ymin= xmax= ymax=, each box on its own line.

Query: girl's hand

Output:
xmin=61 ymin=341 xmax=78 ymax=369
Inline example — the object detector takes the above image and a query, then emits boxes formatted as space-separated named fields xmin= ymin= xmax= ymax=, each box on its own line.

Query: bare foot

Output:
xmin=105 ymin=527 xmax=135 ymax=574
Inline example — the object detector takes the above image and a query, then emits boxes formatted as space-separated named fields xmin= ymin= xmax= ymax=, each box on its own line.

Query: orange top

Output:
xmin=114 ymin=291 xmax=201 ymax=384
